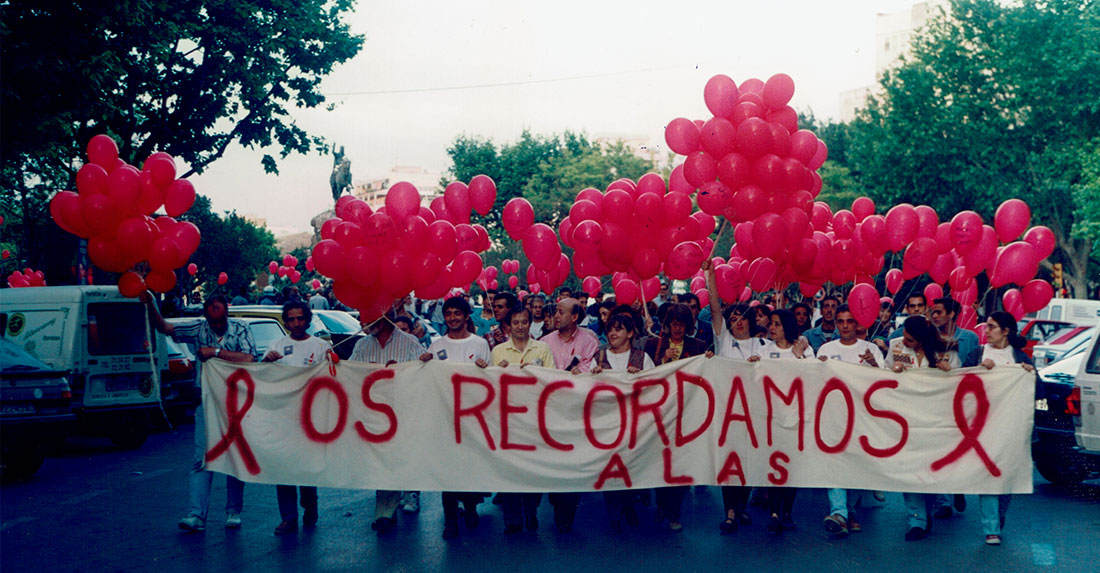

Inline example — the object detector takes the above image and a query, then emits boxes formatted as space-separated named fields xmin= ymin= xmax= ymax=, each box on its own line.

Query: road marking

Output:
xmin=131 ymin=468 xmax=172 ymax=481
xmin=1031 ymin=543 xmax=1056 ymax=566
xmin=1 ymin=516 xmax=37 ymax=532
xmin=61 ymin=489 xmax=109 ymax=505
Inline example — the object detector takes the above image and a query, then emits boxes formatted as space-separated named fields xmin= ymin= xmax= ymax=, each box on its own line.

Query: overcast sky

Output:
xmin=188 ymin=0 xmax=917 ymax=235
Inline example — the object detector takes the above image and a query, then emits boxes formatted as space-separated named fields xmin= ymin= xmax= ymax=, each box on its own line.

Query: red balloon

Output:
xmin=1021 ymin=279 xmax=1054 ymax=313
xmin=81 ymin=193 xmax=123 ymax=237
xmin=751 ymin=213 xmax=788 ymax=258
xmin=807 ymin=140 xmax=828 ymax=170
xmin=443 ymin=182 xmax=472 ymax=224
xmin=143 ymin=153 xmax=177 ymax=189
xmin=384 ymin=181 xmax=421 ymax=222
xmin=884 ymin=204 xmax=919 ymax=251
xmin=77 ymin=163 xmax=109 ymax=196
xmin=148 ymin=238 xmax=182 ymax=271
xmin=924 ymin=283 xmax=944 ymax=302
xmin=747 ymin=257 xmax=778 ymax=292
xmin=929 ymin=252 xmax=955 ymax=285
xmin=217 ymin=272 xmax=228 ymax=285
xmin=704 ymin=74 xmax=740 ymax=118
xmin=50 ymin=191 xmax=93 ymax=238
xmin=991 ymin=241 xmax=1038 ymax=287
xmin=665 ymin=117 xmax=701 ymax=155
xmin=170 ymin=221 xmax=201 ymax=256
xmin=88 ymin=236 xmax=129 ymax=273
xmin=138 ymin=171 xmax=164 ymax=215
xmin=669 ymin=164 xmax=694 ymax=194
xmin=117 ymin=271 xmax=146 ymax=298
xmin=1023 ymin=226 xmax=1056 ymax=261
xmin=571 ymin=220 xmax=604 ymax=256
xmin=145 ymin=269 xmax=177 ymax=293
xmin=1003 ymin=288 xmax=1025 ymax=320
xmin=164 ymin=179 xmax=196 ymax=217
xmin=312 ymin=239 xmax=347 ymax=281
xmin=848 ymin=283 xmax=880 ymax=328
xmin=859 ymin=215 xmax=887 ymax=254
xmin=885 ymin=268 xmax=903 ymax=294
xmin=901 ymin=237 xmax=938 ymax=279
xmin=468 ymin=175 xmax=497 ymax=216
xmin=346 ymin=246 xmax=379 ymax=288
xmin=508 ymin=275 xmax=519 ymax=290
xmin=994 ymin=199 xmax=1031 ymax=243
xmin=734 ymin=118 xmax=773 ymax=158
xmin=766 ymin=108 xmax=798 ymax=138
xmin=701 ymin=117 xmax=737 ymax=158
xmin=614 ymin=278 xmax=640 ymax=305
xmin=523 ymin=224 xmax=561 ymax=270
xmin=832 ymin=210 xmax=856 ymax=240
xmin=379 ymin=250 xmax=414 ymax=295
xmin=636 ymin=173 xmax=667 ymax=197
xmin=187 ymin=263 xmax=198 ymax=276
xmin=851 ymin=197 xmax=875 ymax=222
xmin=957 ymin=305 xmax=979 ymax=331
xmin=788 ymin=130 xmax=818 ymax=164
xmin=87 ymin=135 xmax=119 ymax=170
xmin=683 ymin=151 xmax=719 ymax=187
xmin=762 ymin=73 xmax=795 ymax=110
xmin=962 ymin=226 xmax=998 ymax=277
xmin=953 ymin=281 xmax=978 ymax=307
xmin=502 ymin=198 xmax=535 ymax=240
xmin=951 ymin=211 xmax=984 ymax=255
xmin=914 ymin=205 xmax=939 ymax=239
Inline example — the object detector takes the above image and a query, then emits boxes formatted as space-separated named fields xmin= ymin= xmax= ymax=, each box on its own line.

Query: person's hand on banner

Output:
xmin=419 ymin=352 xmax=433 ymax=362
xmin=590 ymin=364 xmax=604 ymax=374
xmin=981 ymin=359 xmax=995 ymax=369
xmin=1021 ymin=363 xmax=1034 ymax=372
xmin=262 ymin=349 xmax=283 ymax=362
xmin=497 ymin=359 xmax=510 ymax=368
xmin=475 ymin=358 xmax=488 ymax=368
xmin=859 ymin=349 xmax=878 ymax=367
xmin=748 ymin=355 xmax=761 ymax=363
xmin=626 ymin=365 xmax=641 ymax=374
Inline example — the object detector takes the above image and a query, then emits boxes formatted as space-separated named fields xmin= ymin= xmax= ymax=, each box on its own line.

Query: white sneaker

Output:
xmin=226 ymin=513 xmax=242 ymax=528
xmin=178 ymin=515 xmax=206 ymax=532
xmin=400 ymin=492 xmax=420 ymax=513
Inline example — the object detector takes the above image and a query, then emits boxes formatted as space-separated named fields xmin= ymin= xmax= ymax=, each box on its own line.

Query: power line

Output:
xmin=325 ymin=65 xmax=685 ymax=97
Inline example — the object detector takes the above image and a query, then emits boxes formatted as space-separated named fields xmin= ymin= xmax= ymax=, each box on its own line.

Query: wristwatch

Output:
xmin=215 ymin=348 xmax=222 ymax=358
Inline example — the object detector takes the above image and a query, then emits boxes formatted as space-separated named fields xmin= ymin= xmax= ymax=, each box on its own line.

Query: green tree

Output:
xmin=179 ymin=195 xmax=278 ymax=296
xmin=1 ymin=0 xmax=363 ymax=266
xmin=848 ymin=0 xmax=1100 ymax=297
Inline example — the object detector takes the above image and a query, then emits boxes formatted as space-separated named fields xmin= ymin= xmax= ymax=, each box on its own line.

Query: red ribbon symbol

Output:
xmin=204 ymin=368 xmax=261 ymax=475
xmin=930 ymin=374 xmax=1001 ymax=477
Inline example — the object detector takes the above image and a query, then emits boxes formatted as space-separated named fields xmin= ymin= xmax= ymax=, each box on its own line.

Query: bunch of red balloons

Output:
xmin=269 ymin=254 xmax=303 ymax=283
xmin=311 ymin=176 xmax=497 ymax=323
xmin=49 ymin=135 xmax=201 ymax=297
xmin=476 ymin=265 xmax=499 ymax=291
xmin=541 ymin=174 xmax=717 ymax=304
xmin=7 ymin=268 xmax=46 ymax=288
xmin=499 ymin=259 xmax=522 ymax=290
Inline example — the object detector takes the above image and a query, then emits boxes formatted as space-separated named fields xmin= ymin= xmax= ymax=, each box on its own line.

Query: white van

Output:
xmin=1072 ymin=327 xmax=1100 ymax=456
xmin=0 ymin=286 xmax=165 ymax=448
xmin=1026 ymin=298 xmax=1100 ymax=325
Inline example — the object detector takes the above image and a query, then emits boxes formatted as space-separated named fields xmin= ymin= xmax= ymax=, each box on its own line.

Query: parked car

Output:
xmin=227 ymin=305 xmax=330 ymax=344
xmin=1024 ymin=298 xmax=1100 ymax=326
xmin=1017 ymin=319 xmax=1077 ymax=358
xmin=1032 ymin=326 xmax=1095 ymax=368
xmin=159 ymin=335 xmax=198 ymax=424
xmin=0 ymin=286 xmax=165 ymax=449
xmin=1072 ymin=327 xmax=1100 ymax=461
xmin=315 ymin=310 xmax=365 ymax=359
xmin=0 ymin=338 xmax=76 ymax=480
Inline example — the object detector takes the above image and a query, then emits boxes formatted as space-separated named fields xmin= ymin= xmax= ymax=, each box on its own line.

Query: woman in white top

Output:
xmin=977 ymin=311 xmax=1034 ymax=546
xmin=589 ymin=314 xmax=657 ymax=530
xmin=886 ymin=316 xmax=952 ymax=373
xmin=756 ymin=308 xmax=812 ymax=535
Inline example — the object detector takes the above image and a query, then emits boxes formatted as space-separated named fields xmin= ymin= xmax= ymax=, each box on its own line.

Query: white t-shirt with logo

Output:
xmin=271 ymin=335 xmax=332 ymax=367
xmin=761 ymin=340 xmax=815 ymax=360
xmin=604 ymin=349 xmax=656 ymax=371
xmin=818 ymin=338 xmax=886 ymax=368
xmin=428 ymin=334 xmax=491 ymax=365
xmin=981 ymin=344 xmax=1018 ymax=366
xmin=716 ymin=329 xmax=766 ymax=361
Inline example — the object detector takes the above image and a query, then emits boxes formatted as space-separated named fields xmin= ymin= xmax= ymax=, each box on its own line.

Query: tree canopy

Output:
xmin=179 ymin=195 xmax=278 ymax=296
xmin=847 ymin=0 xmax=1100 ymax=296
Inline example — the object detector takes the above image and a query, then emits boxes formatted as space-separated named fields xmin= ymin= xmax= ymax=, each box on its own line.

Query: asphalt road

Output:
xmin=3 ymin=422 xmax=1099 ymax=572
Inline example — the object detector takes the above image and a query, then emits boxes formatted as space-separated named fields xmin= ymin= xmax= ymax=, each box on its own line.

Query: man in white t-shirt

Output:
xmin=420 ymin=296 xmax=491 ymax=540
xmin=262 ymin=301 xmax=333 ymax=535
xmin=818 ymin=305 xmax=885 ymax=538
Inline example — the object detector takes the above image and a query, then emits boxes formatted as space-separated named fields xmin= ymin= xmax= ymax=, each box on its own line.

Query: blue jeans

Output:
xmin=978 ymin=494 xmax=1010 ymax=535
xmin=189 ymin=402 xmax=244 ymax=521
xmin=903 ymin=493 xmax=935 ymax=529
xmin=826 ymin=488 xmax=861 ymax=520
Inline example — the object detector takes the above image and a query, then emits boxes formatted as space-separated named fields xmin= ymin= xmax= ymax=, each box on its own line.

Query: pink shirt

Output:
xmin=542 ymin=327 xmax=600 ymax=372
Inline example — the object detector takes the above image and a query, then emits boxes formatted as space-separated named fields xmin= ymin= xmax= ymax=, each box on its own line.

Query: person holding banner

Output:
xmin=589 ymin=314 xmax=659 ymax=530
xmin=884 ymin=315 xmax=951 ymax=542
xmin=348 ymin=306 xmax=427 ymax=534
xmin=484 ymin=304 xmax=552 ymax=534
xmin=804 ymin=295 xmax=840 ymax=352
xmin=261 ymin=301 xmax=332 ymax=535
xmin=759 ymin=308 xmax=814 ymax=534
xmin=143 ymin=293 xmax=259 ymax=533
xmin=420 ymin=296 xmax=492 ymax=540
xmin=977 ymin=311 xmax=1035 ymax=546
xmin=703 ymin=259 xmax=763 ymax=534
xmin=818 ymin=305 xmax=887 ymax=538
xmin=542 ymin=298 xmax=600 ymax=532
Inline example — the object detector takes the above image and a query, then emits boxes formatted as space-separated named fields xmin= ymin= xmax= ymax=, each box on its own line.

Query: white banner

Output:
xmin=201 ymin=356 xmax=1034 ymax=494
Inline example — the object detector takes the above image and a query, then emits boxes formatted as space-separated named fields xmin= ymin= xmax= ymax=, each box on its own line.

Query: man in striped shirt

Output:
xmin=348 ymin=307 xmax=425 ymax=534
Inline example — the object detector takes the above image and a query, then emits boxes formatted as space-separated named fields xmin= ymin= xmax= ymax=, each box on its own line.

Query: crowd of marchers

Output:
xmin=142 ymin=265 xmax=1033 ymax=547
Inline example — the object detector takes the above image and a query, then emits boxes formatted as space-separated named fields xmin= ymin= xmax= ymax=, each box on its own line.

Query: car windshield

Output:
xmin=317 ymin=312 xmax=362 ymax=335
xmin=248 ymin=320 xmax=287 ymax=354
xmin=305 ymin=315 xmax=330 ymax=338
xmin=1043 ymin=327 xmax=1080 ymax=344
xmin=87 ymin=302 xmax=156 ymax=355
xmin=1030 ymin=322 xmax=1072 ymax=341
xmin=0 ymin=338 xmax=54 ymax=373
